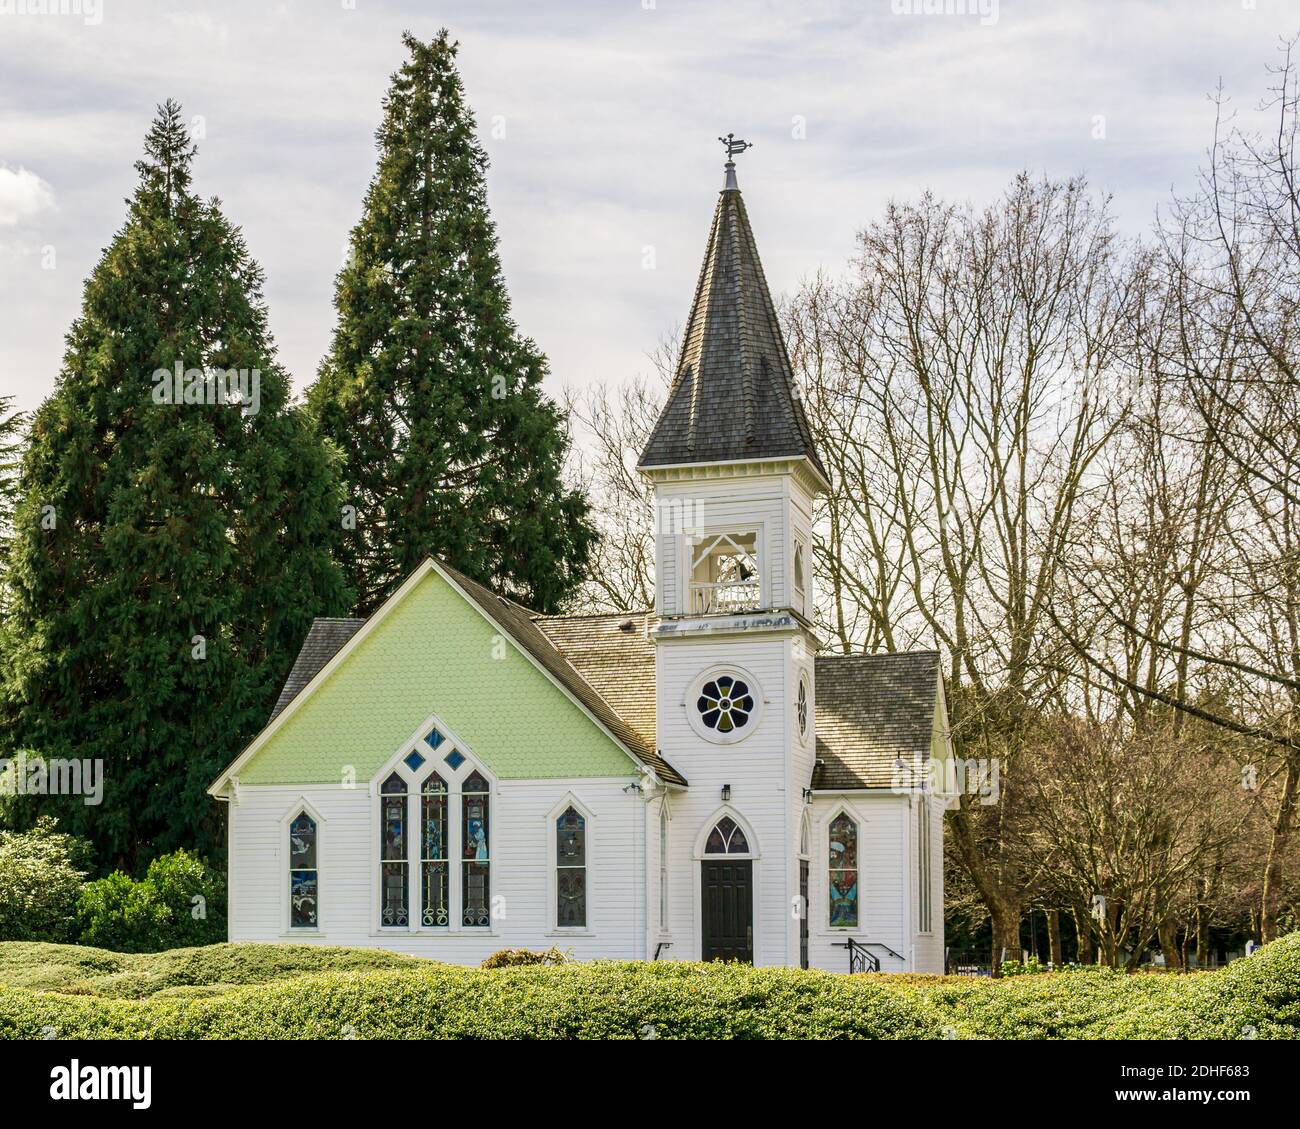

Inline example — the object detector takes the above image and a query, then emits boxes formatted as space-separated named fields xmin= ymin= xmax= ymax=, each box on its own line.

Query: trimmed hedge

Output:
xmin=0 ymin=933 xmax=1296 ymax=1040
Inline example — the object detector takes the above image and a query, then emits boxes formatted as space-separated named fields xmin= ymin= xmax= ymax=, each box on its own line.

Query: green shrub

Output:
xmin=0 ymin=817 xmax=90 ymax=943
xmin=0 ymin=960 xmax=945 ymax=1040
xmin=77 ymin=850 xmax=226 ymax=952
xmin=0 ymin=933 xmax=1296 ymax=1040
xmin=0 ymin=941 xmax=425 ymax=998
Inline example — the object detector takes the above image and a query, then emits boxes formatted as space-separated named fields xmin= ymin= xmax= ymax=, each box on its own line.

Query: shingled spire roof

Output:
xmin=638 ymin=158 xmax=829 ymax=485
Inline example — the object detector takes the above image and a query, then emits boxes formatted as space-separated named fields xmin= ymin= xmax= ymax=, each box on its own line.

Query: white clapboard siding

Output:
xmin=805 ymin=794 xmax=909 ymax=973
xmin=229 ymin=777 xmax=645 ymax=964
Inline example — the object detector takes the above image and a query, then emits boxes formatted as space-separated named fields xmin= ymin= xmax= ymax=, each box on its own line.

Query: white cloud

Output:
xmin=0 ymin=165 xmax=55 ymax=227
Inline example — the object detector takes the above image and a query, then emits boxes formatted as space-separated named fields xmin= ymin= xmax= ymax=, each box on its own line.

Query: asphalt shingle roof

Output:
xmin=812 ymin=651 xmax=941 ymax=790
xmin=269 ymin=617 xmax=365 ymax=721
xmin=638 ymin=177 xmax=829 ymax=482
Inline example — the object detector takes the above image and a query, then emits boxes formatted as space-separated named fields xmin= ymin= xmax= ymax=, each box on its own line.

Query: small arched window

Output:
xmin=421 ymin=774 xmax=449 ymax=927
xmin=462 ymin=771 xmax=491 ymax=927
xmin=380 ymin=772 xmax=408 ymax=927
xmin=828 ymin=812 xmax=859 ymax=928
xmin=289 ymin=811 xmax=318 ymax=929
xmin=556 ymin=806 xmax=587 ymax=928
xmin=794 ymin=541 xmax=806 ymax=596
xmin=704 ymin=815 xmax=750 ymax=855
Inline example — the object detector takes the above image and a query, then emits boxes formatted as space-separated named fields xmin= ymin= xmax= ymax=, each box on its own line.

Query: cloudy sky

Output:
xmin=2 ymin=0 xmax=1298 ymax=414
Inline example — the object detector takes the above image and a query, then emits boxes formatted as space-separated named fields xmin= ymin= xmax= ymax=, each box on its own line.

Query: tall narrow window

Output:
xmin=918 ymin=796 xmax=932 ymax=932
xmin=380 ymin=772 xmax=408 ymax=927
xmin=793 ymin=541 xmax=806 ymax=610
xmin=421 ymin=774 xmax=449 ymax=927
xmin=289 ymin=811 xmax=318 ymax=929
xmin=556 ymin=806 xmax=587 ymax=928
xmin=462 ymin=771 xmax=491 ymax=927
xmin=659 ymin=803 xmax=669 ymax=930
xmin=828 ymin=813 xmax=859 ymax=928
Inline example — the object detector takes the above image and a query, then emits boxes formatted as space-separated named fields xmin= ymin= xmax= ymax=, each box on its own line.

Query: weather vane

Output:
xmin=718 ymin=133 xmax=753 ymax=159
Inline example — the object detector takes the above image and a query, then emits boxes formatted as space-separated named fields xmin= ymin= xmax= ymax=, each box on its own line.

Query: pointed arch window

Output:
xmin=380 ymin=772 xmax=408 ymax=927
xmin=793 ymin=540 xmax=806 ymax=606
xmin=462 ymin=771 xmax=491 ymax=927
xmin=704 ymin=815 xmax=750 ymax=855
xmin=828 ymin=812 xmax=859 ymax=928
xmin=421 ymin=774 xmax=449 ymax=927
xmin=288 ymin=811 xmax=318 ymax=929
xmin=555 ymin=806 xmax=587 ymax=929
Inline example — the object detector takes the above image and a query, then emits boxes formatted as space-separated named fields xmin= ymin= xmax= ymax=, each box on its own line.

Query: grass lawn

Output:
xmin=0 ymin=932 xmax=1296 ymax=1039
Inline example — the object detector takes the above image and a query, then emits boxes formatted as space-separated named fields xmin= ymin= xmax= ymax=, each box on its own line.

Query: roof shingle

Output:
xmin=638 ymin=174 xmax=828 ymax=482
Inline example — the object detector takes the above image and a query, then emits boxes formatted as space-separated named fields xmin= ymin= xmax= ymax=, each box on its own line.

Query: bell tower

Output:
xmin=639 ymin=138 xmax=828 ymax=966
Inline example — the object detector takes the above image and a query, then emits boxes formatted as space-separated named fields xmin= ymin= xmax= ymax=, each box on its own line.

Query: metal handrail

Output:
xmin=833 ymin=937 xmax=881 ymax=974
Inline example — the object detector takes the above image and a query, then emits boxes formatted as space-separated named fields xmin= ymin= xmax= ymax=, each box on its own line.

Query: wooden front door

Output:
xmin=701 ymin=859 xmax=753 ymax=962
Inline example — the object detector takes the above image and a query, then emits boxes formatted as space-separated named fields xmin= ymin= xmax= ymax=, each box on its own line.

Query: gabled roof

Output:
xmin=234 ymin=561 xmax=685 ymax=791
xmin=638 ymin=167 xmax=829 ymax=484
xmin=812 ymin=651 xmax=942 ymax=790
xmin=437 ymin=566 xmax=685 ymax=785
xmin=532 ymin=612 xmax=657 ymax=745
xmin=269 ymin=617 xmax=365 ymax=721
xmin=246 ymin=573 xmax=938 ymax=794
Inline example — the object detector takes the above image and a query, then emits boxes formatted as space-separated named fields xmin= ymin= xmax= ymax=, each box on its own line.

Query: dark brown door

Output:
xmin=799 ymin=859 xmax=810 ymax=969
xmin=701 ymin=859 xmax=753 ymax=962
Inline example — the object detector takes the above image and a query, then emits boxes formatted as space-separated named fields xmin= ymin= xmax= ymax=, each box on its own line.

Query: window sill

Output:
xmin=282 ymin=930 xmax=322 ymax=938
xmin=368 ymin=929 xmax=500 ymax=939
xmin=545 ymin=929 xmax=594 ymax=938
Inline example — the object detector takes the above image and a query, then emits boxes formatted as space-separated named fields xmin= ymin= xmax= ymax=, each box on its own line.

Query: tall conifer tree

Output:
xmin=310 ymin=31 xmax=596 ymax=614
xmin=0 ymin=102 xmax=349 ymax=868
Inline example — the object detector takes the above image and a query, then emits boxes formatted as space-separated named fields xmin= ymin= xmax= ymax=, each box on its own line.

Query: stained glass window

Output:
xmin=421 ymin=774 xmax=449 ymax=927
xmin=404 ymin=750 xmax=426 ymax=773
xmin=380 ymin=772 xmax=408 ymax=927
xmin=289 ymin=811 xmax=318 ymax=928
xmin=828 ymin=813 xmax=859 ymax=928
xmin=462 ymin=771 xmax=491 ymax=927
xmin=696 ymin=674 xmax=755 ymax=734
xmin=444 ymin=749 xmax=466 ymax=771
xmin=556 ymin=806 xmax=586 ymax=928
xmin=424 ymin=727 xmax=445 ymax=751
xmin=797 ymin=677 xmax=808 ymax=738
xmin=704 ymin=815 xmax=749 ymax=855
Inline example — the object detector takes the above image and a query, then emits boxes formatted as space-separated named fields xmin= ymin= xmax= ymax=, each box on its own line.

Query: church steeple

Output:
xmin=638 ymin=141 xmax=828 ymax=486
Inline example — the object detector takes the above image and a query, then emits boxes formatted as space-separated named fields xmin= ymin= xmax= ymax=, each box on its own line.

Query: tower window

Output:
xmin=690 ymin=532 xmax=760 ymax=614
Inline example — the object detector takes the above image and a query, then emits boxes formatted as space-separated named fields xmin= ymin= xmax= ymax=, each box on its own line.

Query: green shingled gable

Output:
xmin=236 ymin=568 xmax=640 ymax=784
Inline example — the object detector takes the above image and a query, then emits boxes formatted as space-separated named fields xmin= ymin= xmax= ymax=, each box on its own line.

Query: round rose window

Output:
xmin=697 ymin=673 xmax=755 ymax=734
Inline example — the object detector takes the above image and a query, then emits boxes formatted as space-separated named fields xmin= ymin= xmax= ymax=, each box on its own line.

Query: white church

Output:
xmin=209 ymin=151 xmax=953 ymax=974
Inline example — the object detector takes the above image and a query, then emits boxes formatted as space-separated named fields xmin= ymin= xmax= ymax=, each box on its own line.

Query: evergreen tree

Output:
xmin=0 ymin=395 xmax=25 ymax=584
xmin=309 ymin=31 xmax=596 ymax=615
xmin=0 ymin=102 xmax=349 ymax=869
